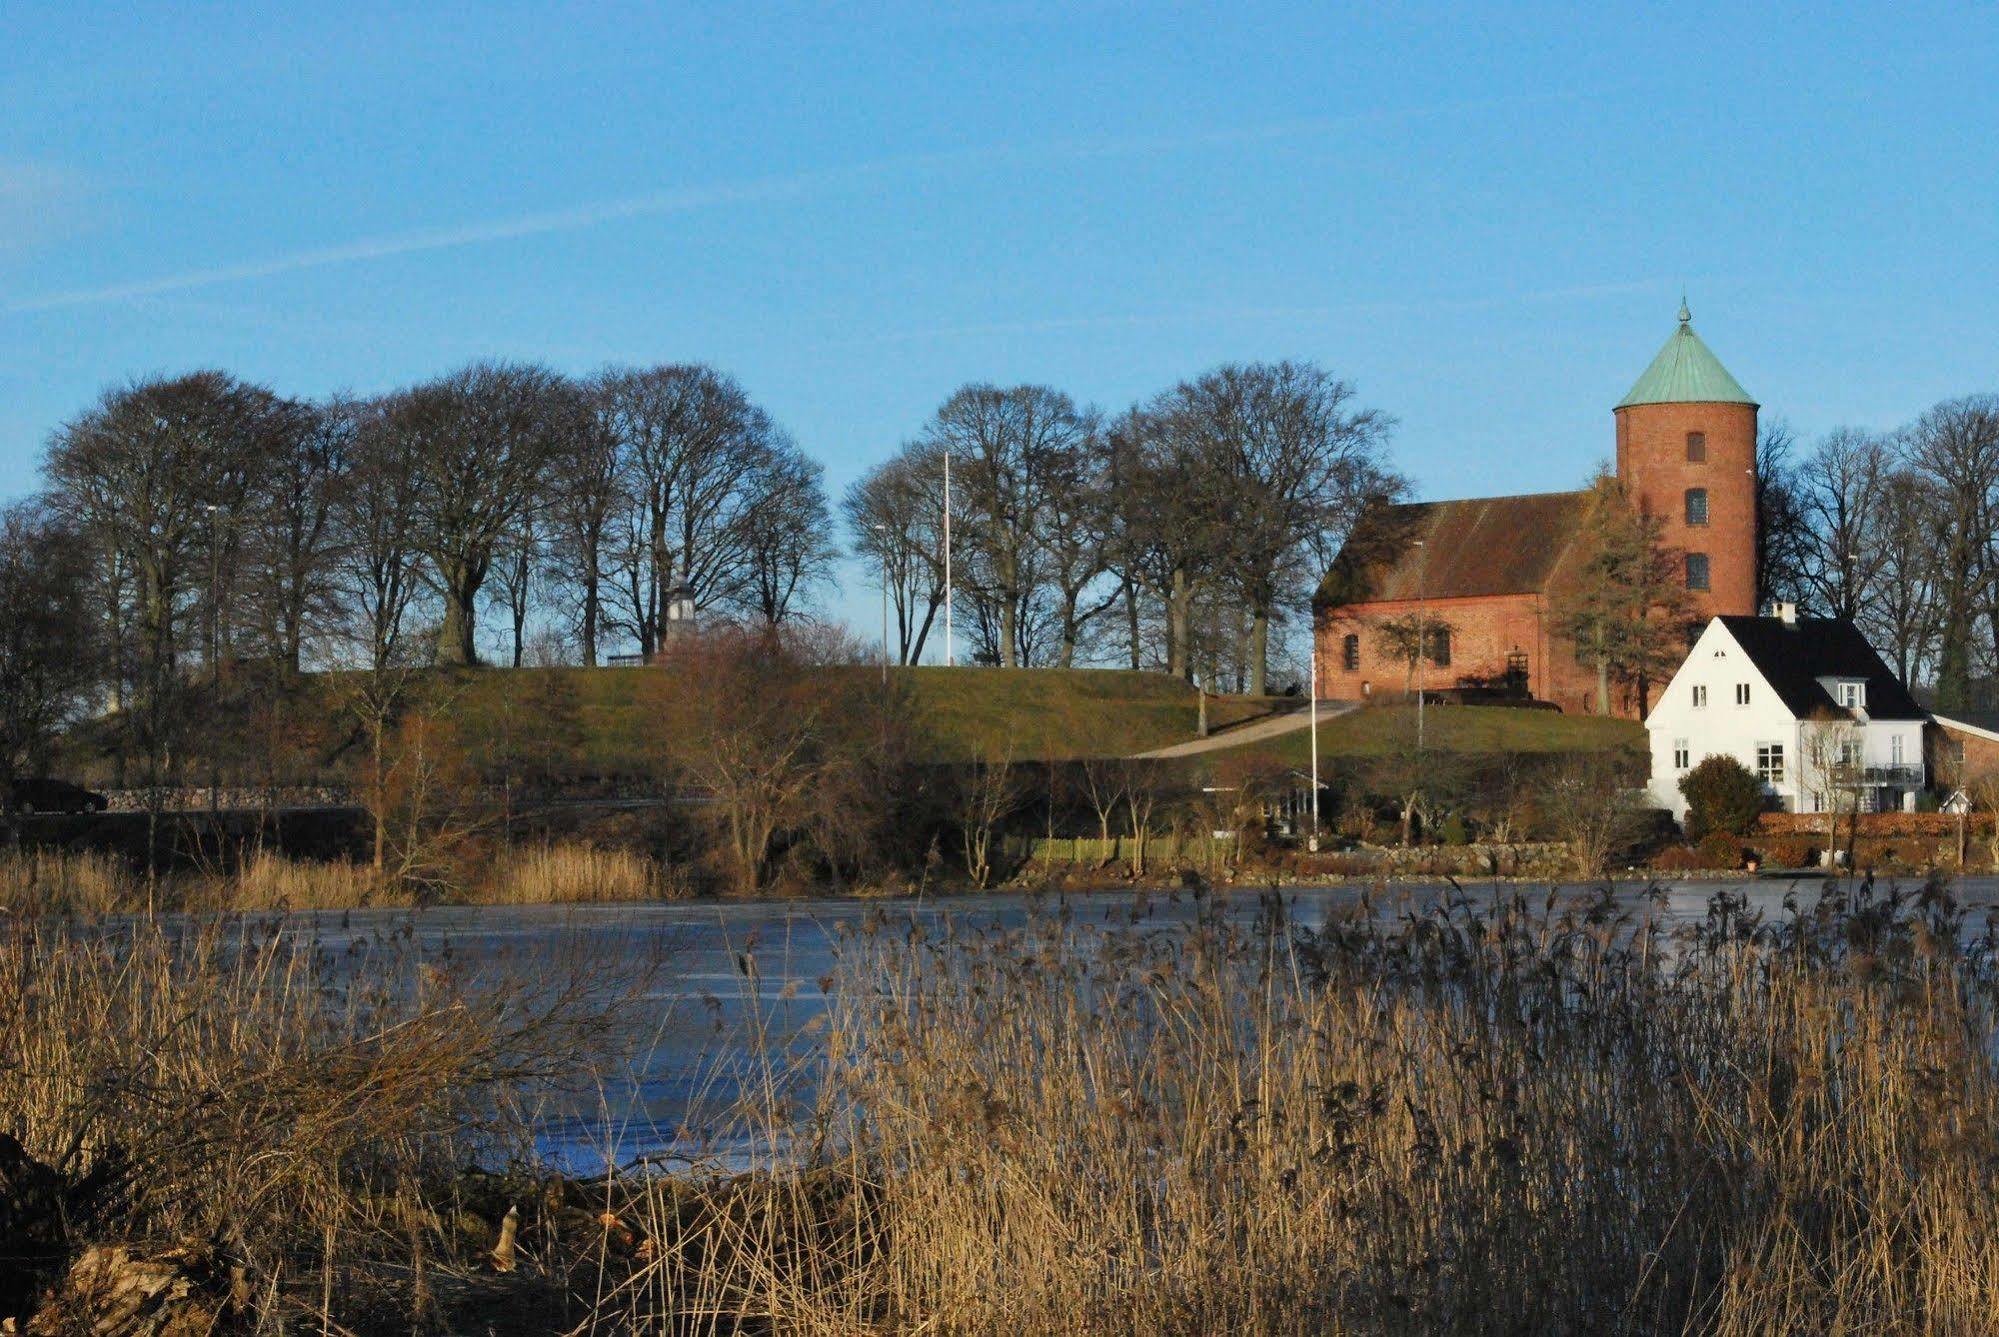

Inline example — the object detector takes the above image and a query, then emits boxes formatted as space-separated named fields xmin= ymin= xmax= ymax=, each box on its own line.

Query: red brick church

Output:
xmin=1313 ymin=303 xmax=1757 ymax=718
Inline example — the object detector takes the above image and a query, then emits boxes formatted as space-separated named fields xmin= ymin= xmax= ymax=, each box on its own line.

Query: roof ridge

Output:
xmin=1387 ymin=487 xmax=1590 ymax=508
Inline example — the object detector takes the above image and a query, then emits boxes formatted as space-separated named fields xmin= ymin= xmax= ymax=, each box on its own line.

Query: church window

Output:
xmin=1686 ymin=431 xmax=1707 ymax=462
xmin=1341 ymin=633 xmax=1359 ymax=671
xmin=1429 ymin=627 xmax=1451 ymax=667
xmin=1685 ymin=487 xmax=1708 ymax=526
xmin=1686 ymin=553 xmax=1710 ymax=590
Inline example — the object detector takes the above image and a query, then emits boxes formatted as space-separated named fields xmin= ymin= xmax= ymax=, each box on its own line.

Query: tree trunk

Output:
xmin=435 ymin=558 xmax=482 ymax=667
xmin=1247 ymin=608 xmax=1270 ymax=697
xmin=1167 ymin=569 xmax=1192 ymax=681
xmin=371 ymin=715 xmax=386 ymax=873
xmin=998 ymin=587 xmax=1018 ymax=668
xmin=580 ymin=573 xmax=600 ymax=667
xmin=1124 ymin=581 xmax=1141 ymax=670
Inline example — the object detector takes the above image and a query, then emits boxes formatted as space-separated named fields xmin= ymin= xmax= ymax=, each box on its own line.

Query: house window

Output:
xmin=1685 ymin=487 xmax=1709 ymax=526
xmin=1839 ymin=738 xmax=1864 ymax=770
xmin=1837 ymin=681 xmax=1865 ymax=709
xmin=1429 ymin=627 xmax=1451 ymax=667
xmin=1686 ymin=553 xmax=1711 ymax=590
xmin=1891 ymin=734 xmax=1905 ymax=766
xmin=1341 ymin=633 xmax=1359 ymax=671
xmin=1686 ymin=431 xmax=1707 ymax=462
xmin=1693 ymin=684 xmax=1708 ymax=708
xmin=1735 ymin=683 xmax=1750 ymax=706
xmin=1757 ymin=743 xmax=1786 ymax=786
xmin=1674 ymin=740 xmax=1690 ymax=769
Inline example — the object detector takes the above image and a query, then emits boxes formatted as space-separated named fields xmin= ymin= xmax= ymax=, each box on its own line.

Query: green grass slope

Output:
xmin=1229 ymin=703 xmax=1644 ymax=769
xmin=423 ymin=665 xmax=1280 ymax=770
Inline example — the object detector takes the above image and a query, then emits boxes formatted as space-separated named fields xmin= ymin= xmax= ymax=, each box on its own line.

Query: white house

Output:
xmin=1645 ymin=607 xmax=1929 ymax=823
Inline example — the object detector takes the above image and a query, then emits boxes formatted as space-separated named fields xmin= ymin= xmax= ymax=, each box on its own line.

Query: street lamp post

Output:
xmin=1308 ymin=629 xmax=1321 ymax=852
xmin=1413 ymin=539 xmax=1428 ymax=752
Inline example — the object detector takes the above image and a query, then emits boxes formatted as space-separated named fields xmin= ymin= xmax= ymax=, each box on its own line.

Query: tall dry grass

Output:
xmin=0 ymin=913 xmax=658 ymax=1328
xmin=0 ymin=839 xmax=683 ymax=914
xmin=600 ymin=880 xmax=1999 ymax=1334
xmin=0 ymin=849 xmax=134 ymax=915
xmin=492 ymin=840 xmax=688 ymax=903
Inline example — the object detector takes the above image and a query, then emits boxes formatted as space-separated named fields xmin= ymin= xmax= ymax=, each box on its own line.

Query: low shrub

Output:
xmin=1651 ymin=845 xmax=1705 ymax=872
xmin=1757 ymin=837 xmax=1817 ymax=869
xmin=1696 ymin=831 xmax=1745 ymax=869
xmin=1680 ymin=755 xmax=1765 ymax=841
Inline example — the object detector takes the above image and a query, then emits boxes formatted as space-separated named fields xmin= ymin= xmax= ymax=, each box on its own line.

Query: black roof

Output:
xmin=1716 ymin=615 xmax=1928 ymax=721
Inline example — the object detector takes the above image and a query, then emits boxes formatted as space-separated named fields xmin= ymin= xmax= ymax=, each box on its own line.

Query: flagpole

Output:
xmin=943 ymin=451 xmax=954 ymax=667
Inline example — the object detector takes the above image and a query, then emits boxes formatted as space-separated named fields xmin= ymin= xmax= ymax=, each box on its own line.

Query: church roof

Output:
xmin=1315 ymin=489 xmax=1592 ymax=607
xmin=1616 ymin=302 xmax=1757 ymax=409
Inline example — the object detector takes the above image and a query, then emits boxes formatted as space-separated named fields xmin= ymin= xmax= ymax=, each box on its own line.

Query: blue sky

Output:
xmin=4 ymin=2 xmax=1996 ymax=636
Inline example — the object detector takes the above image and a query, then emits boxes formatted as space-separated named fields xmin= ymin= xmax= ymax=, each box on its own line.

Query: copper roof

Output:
xmin=1316 ymin=489 xmax=1592 ymax=607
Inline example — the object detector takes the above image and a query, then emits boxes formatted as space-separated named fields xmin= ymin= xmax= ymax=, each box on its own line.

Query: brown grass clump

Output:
xmin=0 ymin=840 xmax=684 ymax=915
xmin=601 ymin=880 xmax=1999 ymax=1334
xmin=492 ymin=841 xmax=684 ymax=903
xmin=0 ymin=849 xmax=138 ymax=915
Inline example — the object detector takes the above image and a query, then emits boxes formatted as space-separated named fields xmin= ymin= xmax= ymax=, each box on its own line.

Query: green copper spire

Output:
xmin=1616 ymin=301 xmax=1757 ymax=409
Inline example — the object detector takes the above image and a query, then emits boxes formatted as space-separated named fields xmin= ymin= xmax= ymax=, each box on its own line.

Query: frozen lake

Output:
xmin=269 ymin=876 xmax=1999 ymax=1173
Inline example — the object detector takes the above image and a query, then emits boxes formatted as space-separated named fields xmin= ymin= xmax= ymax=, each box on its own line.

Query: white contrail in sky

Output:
xmin=5 ymin=172 xmax=838 ymax=313
xmin=6 ymin=88 xmax=1598 ymax=315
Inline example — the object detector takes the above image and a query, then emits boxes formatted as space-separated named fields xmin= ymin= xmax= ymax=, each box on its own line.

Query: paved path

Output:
xmin=1132 ymin=700 xmax=1357 ymax=758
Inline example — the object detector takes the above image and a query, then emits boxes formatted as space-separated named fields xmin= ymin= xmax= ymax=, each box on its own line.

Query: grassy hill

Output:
xmin=1219 ymin=704 xmax=1645 ymax=769
xmin=64 ymin=667 xmax=1640 ymax=791
xmin=450 ymin=665 xmax=1273 ymax=770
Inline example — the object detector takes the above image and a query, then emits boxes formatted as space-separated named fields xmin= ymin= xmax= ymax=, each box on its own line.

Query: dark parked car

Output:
xmin=10 ymin=778 xmax=108 ymax=815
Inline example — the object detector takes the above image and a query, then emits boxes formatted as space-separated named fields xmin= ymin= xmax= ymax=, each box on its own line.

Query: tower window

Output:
xmin=1685 ymin=487 xmax=1709 ymax=526
xmin=1686 ymin=431 xmax=1707 ymax=462
xmin=1686 ymin=553 xmax=1711 ymax=590
xmin=1341 ymin=633 xmax=1359 ymax=671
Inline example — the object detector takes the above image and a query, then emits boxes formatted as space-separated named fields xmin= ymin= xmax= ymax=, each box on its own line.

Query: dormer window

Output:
xmin=1836 ymin=681 xmax=1866 ymax=710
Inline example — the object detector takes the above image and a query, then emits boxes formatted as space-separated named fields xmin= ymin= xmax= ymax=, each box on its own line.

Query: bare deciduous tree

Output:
xmin=0 ymin=503 xmax=102 ymax=842
xmin=919 ymin=385 xmax=1090 ymax=668
xmin=395 ymin=362 xmax=581 ymax=666
xmin=845 ymin=446 xmax=950 ymax=664
xmin=1552 ymin=469 xmax=1694 ymax=715
xmin=1156 ymin=362 xmax=1399 ymax=694
xmin=1901 ymin=396 xmax=1999 ymax=711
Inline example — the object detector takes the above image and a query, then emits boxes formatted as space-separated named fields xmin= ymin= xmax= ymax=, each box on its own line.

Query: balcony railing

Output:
xmin=1858 ymin=765 xmax=1924 ymax=786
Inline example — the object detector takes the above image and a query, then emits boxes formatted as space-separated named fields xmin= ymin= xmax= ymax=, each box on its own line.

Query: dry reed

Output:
xmin=0 ymin=839 xmax=681 ymax=915
xmin=0 ymin=912 xmax=658 ymax=1328
xmin=492 ymin=841 xmax=686 ymax=903
xmin=600 ymin=879 xmax=1999 ymax=1334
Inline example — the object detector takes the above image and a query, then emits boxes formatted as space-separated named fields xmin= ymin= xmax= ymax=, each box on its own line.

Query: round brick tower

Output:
xmin=1613 ymin=301 xmax=1759 ymax=618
